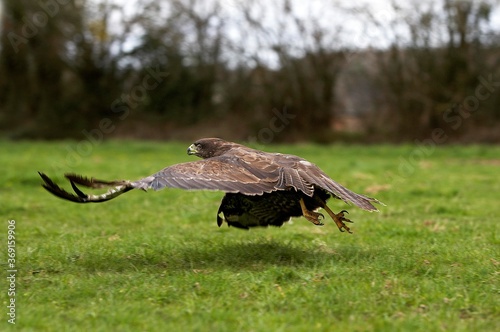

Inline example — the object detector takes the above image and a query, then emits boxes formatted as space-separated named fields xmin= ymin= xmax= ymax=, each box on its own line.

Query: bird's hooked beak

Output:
xmin=187 ymin=144 xmax=198 ymax=155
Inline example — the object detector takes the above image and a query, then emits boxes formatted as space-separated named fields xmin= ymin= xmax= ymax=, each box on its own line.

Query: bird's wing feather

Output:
xmin=294 ymin=160 xmax=382 ymax=211
xmin=133 ymin=155 xmax=279 ymax=195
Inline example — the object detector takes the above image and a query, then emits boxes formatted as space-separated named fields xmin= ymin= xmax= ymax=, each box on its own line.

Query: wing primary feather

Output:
xmin=69 ymin=180 xmax=87 ymax=198
xmin=39 ymin=172 xmax=133 ymax=203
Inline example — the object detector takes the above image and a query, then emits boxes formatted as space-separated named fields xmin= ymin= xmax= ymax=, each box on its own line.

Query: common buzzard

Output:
xmin=39 ymin=138 xmax=383 ymax=233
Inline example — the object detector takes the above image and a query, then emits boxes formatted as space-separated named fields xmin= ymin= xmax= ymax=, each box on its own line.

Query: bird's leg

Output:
xmin=321 ymin=204 xmax=353 ymax=234
xmin=299 ymin=198 xmax=324 ymax=226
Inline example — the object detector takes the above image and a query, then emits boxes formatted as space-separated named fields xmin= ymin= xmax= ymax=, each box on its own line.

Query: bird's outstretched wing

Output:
xmin=286 ymin=158 xmax=383 ymax=211
xmin=261 ymin=153 xmax=383 ymax=211
xmin=39 ymin=172 xmax=134 ymax=203
xmin=38 ymin=155 xmax=281 ymax=203
xmin=134 ymin=157 xmax=279 ymax=195
xmin=295 ymin=165 xmax=382 ymax=211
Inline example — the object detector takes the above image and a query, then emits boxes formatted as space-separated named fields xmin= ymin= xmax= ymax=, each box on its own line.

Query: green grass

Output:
xmin=1 ymin=140 xmax=499 ymax=331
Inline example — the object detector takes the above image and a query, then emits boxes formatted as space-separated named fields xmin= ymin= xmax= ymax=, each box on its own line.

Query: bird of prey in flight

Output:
xmin=39 ymin=138 xmax=383 ymax=233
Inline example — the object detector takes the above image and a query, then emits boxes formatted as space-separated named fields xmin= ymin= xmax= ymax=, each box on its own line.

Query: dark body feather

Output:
xmin=218 ymin=188 xmax=331 ymax=229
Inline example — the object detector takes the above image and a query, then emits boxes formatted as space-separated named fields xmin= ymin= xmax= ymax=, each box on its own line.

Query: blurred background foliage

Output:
xmin=0 ymin=0 xmax=499 ymax=142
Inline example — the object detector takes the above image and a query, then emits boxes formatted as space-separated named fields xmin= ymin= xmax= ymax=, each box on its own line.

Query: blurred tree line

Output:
xmin=0 ymin=0 xmax=499 ymax=142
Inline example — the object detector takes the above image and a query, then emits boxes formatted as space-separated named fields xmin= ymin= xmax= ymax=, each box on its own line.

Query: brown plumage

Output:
xmin=39 ymin=138 xmax=383 ymax=233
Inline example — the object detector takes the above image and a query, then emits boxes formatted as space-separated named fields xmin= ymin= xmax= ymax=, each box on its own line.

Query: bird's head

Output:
xmin=187 ymin=138 xmax=237 ymax=159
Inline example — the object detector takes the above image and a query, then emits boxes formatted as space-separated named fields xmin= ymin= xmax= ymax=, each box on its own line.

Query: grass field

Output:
xmin=1 ymin=140 xmax=499 ymax=331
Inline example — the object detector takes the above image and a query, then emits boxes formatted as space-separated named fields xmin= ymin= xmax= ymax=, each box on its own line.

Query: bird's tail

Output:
xmin=38 ymin=172 xmax=133 ymax=203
